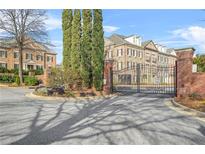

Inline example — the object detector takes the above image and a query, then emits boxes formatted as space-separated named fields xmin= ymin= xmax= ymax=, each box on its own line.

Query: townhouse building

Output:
xmin=0 ymin=39 xmax=56 ymax=71
xmin=104 ymin=34 xmax=177 ymax=84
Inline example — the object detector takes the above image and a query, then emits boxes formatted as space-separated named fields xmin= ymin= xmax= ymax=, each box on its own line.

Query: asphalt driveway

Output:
xmin=0 ymin=87 xmax=205 ymax=145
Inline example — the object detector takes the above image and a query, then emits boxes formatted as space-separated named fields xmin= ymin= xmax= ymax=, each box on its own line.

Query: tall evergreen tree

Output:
xmin=62 ymin=9 xmax=72 ymax=70
xmin=92 ymin=9 xmax=104 ymax=90
xmin=81 ymin=9 xmax=92 ymax=88
xmin=71 ymin=9 xmax=81 ymax=78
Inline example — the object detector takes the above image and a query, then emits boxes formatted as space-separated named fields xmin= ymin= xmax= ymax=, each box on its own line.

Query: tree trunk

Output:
xmin=18 ymin=46 xmax=23 ymax=84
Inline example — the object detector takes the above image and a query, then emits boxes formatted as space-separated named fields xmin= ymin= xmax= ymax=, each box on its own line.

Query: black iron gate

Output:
xmin=112 ymin=64 xmax=176 ymax=94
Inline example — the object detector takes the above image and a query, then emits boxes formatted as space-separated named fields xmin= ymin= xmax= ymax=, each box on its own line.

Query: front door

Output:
xmin=27 ymin=65 xmax=34 ymax=70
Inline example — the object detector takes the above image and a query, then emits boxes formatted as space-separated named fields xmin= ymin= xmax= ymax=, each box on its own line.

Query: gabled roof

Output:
xmin=141 ymin=40 xmax=152 ymax=48
xmin=175 ymin=47 xmax=195 ymax=52
xmin=109 ymin=34 xmax=131 ymax=45
xmin=142 ymin=40 xmax=158 ymax=51
xmin=108 ymin=34 xmax=144 ymax=49
xmin=125 ymin=34 xmax=141 ymax=38
xmin=0 ymin=37 xmax=56 ymax=54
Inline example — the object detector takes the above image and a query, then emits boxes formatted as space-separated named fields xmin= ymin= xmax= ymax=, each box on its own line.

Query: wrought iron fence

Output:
xmin=112 ymin=64 xmax=176 ymax=94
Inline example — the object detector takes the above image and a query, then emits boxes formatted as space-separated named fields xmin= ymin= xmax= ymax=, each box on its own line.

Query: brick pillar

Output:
xmin=43 ymin=68 xmax=51 ymax=86
xmin=103 ymin=60 xmax=113 ymax=94
xmin=176 ymin=48 xmax=195 ymax=97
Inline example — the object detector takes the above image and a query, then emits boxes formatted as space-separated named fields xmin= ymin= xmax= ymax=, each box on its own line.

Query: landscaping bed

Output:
xmin=34 ymin=86 xmax=108 ymax=98
xmin=175 ymin=95 xmax=205 ymax=112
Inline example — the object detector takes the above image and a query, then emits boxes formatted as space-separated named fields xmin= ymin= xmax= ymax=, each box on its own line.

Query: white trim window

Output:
xmin=132 ymin=62 xmax=136 ymax=68
xmin=120 ymin=49 xmax=123 ymax=56
xmin=127 ymin=61 xmax=131 ymax=68
xmin=36 ymin=55 xmax=43 ymax=61
xmin=26 ymin=53 xmax=33 ymax=60
xmin=117 ymin=49 xmax=119 ymax=57
xmin=14 ymin=51 xmax=19 ymax=59
xmin=117 ymin=49 xmax=123 ymax=57
xmin=108 ymin=51 xmax=112 ymax=59
xmin=0 ymin=50 xmax=7 ymax=58
xmin=127 ymin=48 xmax=132 ymax=56
xmin=140 ymin=51 xmax=143 ymax=58
xmin=36 ymin=65 xmax=43 ymax=70
xmin=14 ymin=64 xmax=19 ymax=69
xmin=136 ymin=50 xmax=139 ymax=57
xmin=47 ymin=56 xmax=53 ymax=63
xmin=0 ymin=63 xmax=7 ymax=68
xmin=118 ymin=62 xmax=123 ymax=70
xmin=132 ymin=49 xmax=135 ymax=57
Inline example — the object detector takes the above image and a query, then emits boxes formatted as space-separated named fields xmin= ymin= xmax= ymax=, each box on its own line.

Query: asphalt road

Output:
xmin=0 ymin=87 xmax=205 ymax=145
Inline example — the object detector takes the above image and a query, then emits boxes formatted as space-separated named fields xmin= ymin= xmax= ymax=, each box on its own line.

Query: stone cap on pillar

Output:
xmin=175 ymin=47 xmax=195 ymax=59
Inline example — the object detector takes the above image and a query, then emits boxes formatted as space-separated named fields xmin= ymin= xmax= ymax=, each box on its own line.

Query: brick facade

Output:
xmin=0 ymin=39 xmax=56 ymax=70
xmin=176 ymin=48 xmax=205 ymax=98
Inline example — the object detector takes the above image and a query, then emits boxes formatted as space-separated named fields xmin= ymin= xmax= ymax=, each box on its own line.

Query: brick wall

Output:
xmin=103 ymin=60 xmax=113 ymax=94
xmin=176 ymin=48 xmax=205 ymax=98
xmin=191 ymin=73 xmax=205 ymax=97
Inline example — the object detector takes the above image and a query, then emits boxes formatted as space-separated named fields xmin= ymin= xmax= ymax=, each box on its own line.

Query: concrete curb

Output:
xmin=0 ymin=84 xmax=35 ymax=89
xmin=26 ymin=92 xmax=118 ymax=101
xmin=171 ymin=99 xmax=205 ymax=118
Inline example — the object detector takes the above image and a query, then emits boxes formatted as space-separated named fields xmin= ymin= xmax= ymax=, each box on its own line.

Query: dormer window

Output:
xmin=125 ymin=35 xmax=142 ymax=46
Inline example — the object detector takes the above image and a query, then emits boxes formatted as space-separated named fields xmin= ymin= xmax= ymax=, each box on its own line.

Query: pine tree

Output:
xmin=81 ymin=9 xmax=92 ymax=88
xmin=71 ymin=9 xmax=81 ymax=79
xmin=62 ymin=9 xmax=72 ymax=70
xmin=92 ymin=9 xmax=104 ymax=91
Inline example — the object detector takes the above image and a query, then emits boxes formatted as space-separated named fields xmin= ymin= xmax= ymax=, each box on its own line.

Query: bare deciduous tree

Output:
xmin=0 ymin=9 xmax=48 ymax=84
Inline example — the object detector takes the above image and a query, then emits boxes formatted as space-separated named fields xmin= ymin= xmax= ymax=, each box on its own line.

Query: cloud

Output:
xmin=45 ymin=16 xmax=62 ymax=30
xmin=171 ymin=26 xmax=205 ymax=52
xmin=103 ymin=25 xmax=120 ymax=33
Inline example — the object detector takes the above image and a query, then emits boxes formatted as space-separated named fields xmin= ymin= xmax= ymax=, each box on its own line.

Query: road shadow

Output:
xmin=7 ymin=95 xmax=205 ymax=145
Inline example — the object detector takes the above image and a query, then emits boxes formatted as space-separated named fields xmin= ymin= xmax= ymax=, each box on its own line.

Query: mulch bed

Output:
xmin=34 ymin=86 xmax=108 ymax=98
xmin=175 ymin=97 xmax=205 ymax=112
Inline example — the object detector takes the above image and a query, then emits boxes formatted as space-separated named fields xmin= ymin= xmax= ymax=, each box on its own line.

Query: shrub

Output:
xmin=10 ymin=69 xmax=19 ymax=75
xmin=15 ymin=76 xmax=20 ymax=86
xmin=0 ymin=67 xmax=9 ymax=73
xmin=35 ymin=68 xmax=44 ymax=75
xmin=48 ymin=68 xmax=78 ymax=90
xmin=24 ymin=76 xmax=39 ymax=86
xmin=0 ymin=74 xmax=15 ymax=83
